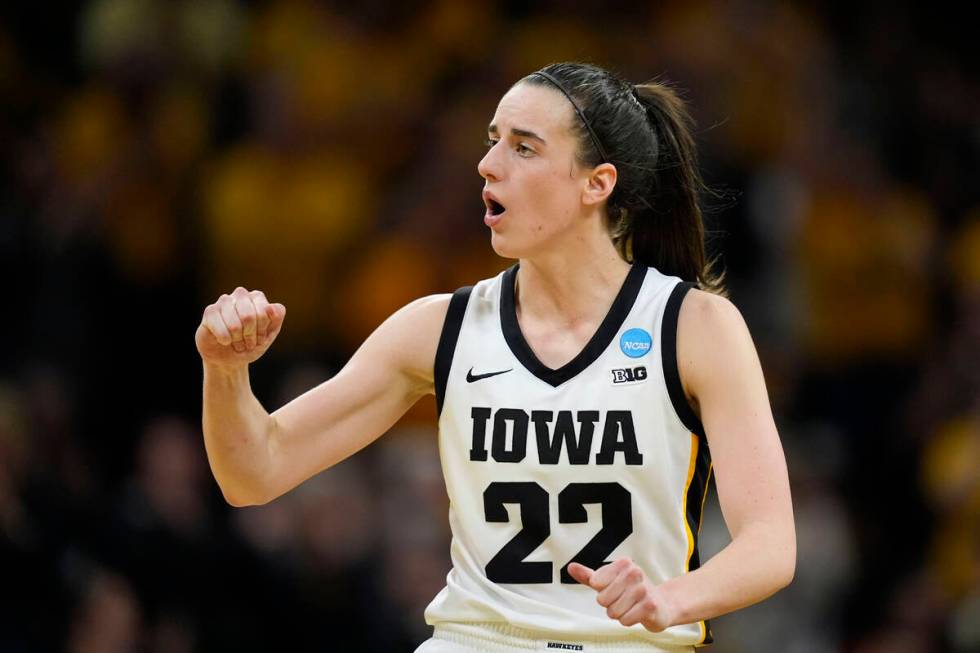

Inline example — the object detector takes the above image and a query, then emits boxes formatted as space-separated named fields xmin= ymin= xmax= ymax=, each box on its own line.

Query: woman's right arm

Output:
xmin=196 ymin=286 xmax=451 ymax=507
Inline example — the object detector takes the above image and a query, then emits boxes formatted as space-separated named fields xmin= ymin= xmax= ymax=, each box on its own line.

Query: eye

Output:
xmin=516 ymin=142 xmax=534 ymax=156
xmin=484 ymin=138 xmax=498 ymax=149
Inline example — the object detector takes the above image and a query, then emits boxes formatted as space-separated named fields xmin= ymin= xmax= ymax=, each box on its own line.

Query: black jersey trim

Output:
xmin=500 ymin=262 xmax=647 ymax=388
xmin=434 ymin=286 xmax=473 ymax=416
xmin=667 ymin=280 xmax=713 ymax=645
xmin=662 ymin=281 xmax=706 ymax=438
xmin=687 ymin=453 xmax=714 ymax=645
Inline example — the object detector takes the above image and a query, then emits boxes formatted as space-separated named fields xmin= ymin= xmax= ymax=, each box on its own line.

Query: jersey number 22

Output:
xmin=483 ymin=481 xmax=632 ymax=584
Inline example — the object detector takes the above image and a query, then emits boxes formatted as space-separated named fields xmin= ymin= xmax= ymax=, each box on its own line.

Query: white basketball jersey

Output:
xmin=425 ymin=263 xmax=713 ymax=648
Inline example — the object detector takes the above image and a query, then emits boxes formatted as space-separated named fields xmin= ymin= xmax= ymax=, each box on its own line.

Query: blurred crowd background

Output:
xmin=0 ymin=1 xmax=976 ymax=651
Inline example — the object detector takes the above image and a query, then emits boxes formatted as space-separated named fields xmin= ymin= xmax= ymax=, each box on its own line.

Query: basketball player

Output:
xmin=196 ymin=63 xmax=796 ymax=652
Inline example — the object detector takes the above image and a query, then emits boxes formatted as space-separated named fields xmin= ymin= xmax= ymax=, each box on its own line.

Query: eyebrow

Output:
xmin=487 ymin=124 xmax=547 ymax=145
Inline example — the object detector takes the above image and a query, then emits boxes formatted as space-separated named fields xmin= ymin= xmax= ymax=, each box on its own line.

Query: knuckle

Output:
xmin=233 ymin=286 xmax=249 ymax=296
xmin=627 ymin=568 xmax=642 ymax=583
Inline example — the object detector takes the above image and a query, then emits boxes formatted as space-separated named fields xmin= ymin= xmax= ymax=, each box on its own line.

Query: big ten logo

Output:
xmin=611 ymin=366 xmax=647 ymax=384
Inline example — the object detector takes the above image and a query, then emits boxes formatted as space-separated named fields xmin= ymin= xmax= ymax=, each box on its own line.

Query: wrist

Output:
xmin=649 ymin=578 xmax=686 ymax=629
xmin=203 ymin=360 xmax=250 ymax=383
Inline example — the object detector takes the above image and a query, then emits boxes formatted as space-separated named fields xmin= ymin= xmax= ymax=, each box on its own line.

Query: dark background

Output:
xmin=1 ymin=1 xmax=977 ymax=651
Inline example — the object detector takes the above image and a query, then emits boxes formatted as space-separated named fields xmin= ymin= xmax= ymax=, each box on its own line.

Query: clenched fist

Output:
xmin=567 ymin=559 xmax=676 ymax=633
xmin=196 ymin=287 xmax=286 ymax=367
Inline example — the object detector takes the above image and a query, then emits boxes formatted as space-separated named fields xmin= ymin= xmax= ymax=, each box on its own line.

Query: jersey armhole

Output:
xmin=662 ymin=281 xmax=707 ymax=438
xmin=663 ymin=281 xmax=714 ymax=646
xmin=434 ymin=285 xmax=473 ymax=416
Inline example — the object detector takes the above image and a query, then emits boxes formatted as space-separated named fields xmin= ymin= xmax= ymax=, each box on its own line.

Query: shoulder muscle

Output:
xmin=676 ymin=289 xmax=758 ymax=406
xmin=355 ymin=293 xmax=453 ymax=397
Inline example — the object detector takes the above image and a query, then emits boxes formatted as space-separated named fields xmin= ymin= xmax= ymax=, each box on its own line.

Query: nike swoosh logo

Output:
xmin=466 ymin=367 xmax=513 ymax=383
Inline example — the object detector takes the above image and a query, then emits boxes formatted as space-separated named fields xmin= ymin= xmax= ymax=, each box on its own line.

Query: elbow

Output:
xmin=222 ymin=489 xmax=258 ymax=508
xmin=215 ymin=478 xmax=274 ymax=508
xmin=772 ymin=532 xmax=797 ymax=591
xmin=776 ymin=548 xmax=796 ymax=590
xmin=209 ymin=419 xmax=280 ymax=508
xmin=221 ymin=487 xmax=273 ymax=508
xmin=742 ymin=521 xmax=796 ymax=593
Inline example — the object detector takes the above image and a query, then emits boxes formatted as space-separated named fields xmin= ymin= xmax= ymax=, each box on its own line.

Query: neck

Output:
xmin=515 ymin=231 xmax=633 ymax=328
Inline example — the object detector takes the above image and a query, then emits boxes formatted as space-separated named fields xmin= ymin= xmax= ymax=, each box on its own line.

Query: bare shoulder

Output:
xmin=362 ymin=293 xmax=453 ymax=391
xmin=378 ymin=292 xmax=453 ymax=348
xmin=677 ymin=288 xmax=747 ymax=337
xmin=393 ymin=293 xmax=454 ymax=324
xmin=675 ymin=288 xmax=757 ymax=403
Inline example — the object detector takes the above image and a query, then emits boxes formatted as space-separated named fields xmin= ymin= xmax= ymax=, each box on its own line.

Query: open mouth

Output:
xmin=482 ymin=191 xmax=507 ymax=227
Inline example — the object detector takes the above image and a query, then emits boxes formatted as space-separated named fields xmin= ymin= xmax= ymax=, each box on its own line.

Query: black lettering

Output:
xmin=469 ymin=407 xmax=491 ymax=461
xmin=612 ymin=366 xmax=648 ymax=384
xmin=596 ymin=411 xmax=643 ymax=465
xmin=532 ymin=410 xmax=598 ymax=465
xmin=558 ymin=482 xmax=633 ymax=581
xmin=483 ymin=482 xmax=633 ymax=587
xmin=531 ymin=411 xmax=557 ymax=463
xmin=492 ymin=408 xmax=528 ymax=463
xmin=484 ymin=481 xmax=551 ymax=583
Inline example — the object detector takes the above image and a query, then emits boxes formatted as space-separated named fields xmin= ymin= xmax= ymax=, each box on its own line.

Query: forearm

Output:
xmin=660 ymin=521 xmax=796 ymax=626
xmin=202 ymin=362 xmax=276 ymax=506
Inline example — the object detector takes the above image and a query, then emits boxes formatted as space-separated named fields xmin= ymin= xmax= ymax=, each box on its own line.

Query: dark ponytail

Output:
xmin=525 ymin=64 xmax=726 ymax=296
xmin=630 ymin=81 xmax=726 ymax=296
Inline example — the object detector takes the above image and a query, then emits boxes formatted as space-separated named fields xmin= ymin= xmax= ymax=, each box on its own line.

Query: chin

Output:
xmin=488 ymin=231 xmax=526 ymax=260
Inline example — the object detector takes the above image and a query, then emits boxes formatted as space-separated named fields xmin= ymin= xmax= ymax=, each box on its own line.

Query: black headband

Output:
xmin=531 ymin=71 xmax=609 ymax=163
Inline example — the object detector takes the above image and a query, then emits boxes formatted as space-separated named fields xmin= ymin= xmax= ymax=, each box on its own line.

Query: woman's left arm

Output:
xmin=659 ymin=288 xmax=796 ymax=624
xmin=569 ymin=289 xmax=796 ymax=631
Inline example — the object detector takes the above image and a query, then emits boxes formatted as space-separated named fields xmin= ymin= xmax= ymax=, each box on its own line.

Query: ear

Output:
xmin=582 ymin=162 xmax=617 ymax=207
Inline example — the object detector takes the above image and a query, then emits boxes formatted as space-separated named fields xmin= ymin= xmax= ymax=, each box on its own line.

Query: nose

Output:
xmin=478 ymin=142 xmax=500 ymax=182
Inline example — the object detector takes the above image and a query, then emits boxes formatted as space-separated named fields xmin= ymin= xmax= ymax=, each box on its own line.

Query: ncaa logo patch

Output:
xmin=619 ymin=328 xmax=652 ymax=358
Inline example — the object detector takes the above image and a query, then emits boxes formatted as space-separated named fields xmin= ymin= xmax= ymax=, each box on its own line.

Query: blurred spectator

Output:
xmin=65 ymin=566 xmax=144 ymax=653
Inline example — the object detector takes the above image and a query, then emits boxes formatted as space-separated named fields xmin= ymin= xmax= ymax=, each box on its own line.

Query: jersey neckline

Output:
xmin=499 ymin=262 xmax=648 ymax=387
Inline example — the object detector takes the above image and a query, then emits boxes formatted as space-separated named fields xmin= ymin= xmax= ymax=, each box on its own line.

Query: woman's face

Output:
xmin=478 ymin=81 xmax=594 ymax=259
